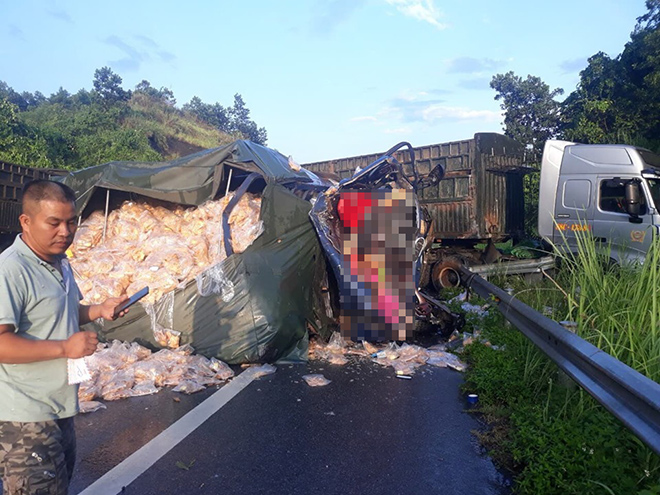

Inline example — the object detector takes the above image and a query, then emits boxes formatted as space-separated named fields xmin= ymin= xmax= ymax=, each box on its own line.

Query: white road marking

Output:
xmin=78 ymin=366 xmax=261 ymax=495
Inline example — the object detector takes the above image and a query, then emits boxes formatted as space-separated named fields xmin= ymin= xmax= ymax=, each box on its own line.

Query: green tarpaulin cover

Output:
xmin=58 ymin=140 xmax=333 ymax=363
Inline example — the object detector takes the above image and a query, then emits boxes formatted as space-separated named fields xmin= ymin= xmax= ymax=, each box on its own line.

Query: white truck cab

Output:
xmin=538 ymin=140 xmax=660 ymax=263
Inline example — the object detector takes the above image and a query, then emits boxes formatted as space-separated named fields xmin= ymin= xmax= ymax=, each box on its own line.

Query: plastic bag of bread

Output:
xmin=132 ymin=359 xmax=169 ymax=387
xmin=172 ymin=380 xmax=206 ymax=394
xmin=209 ymin=357 xmax=235 ymax=381
xmin=153 ymin=324 xmax=181 ymax=349
xmin=131 ymin=380 xmax=160 ymax=397
xmin=70 ymin=191 xmax=264 ymax=322
xmin=101 ymin=369 xmax=135 ymax=401
xmin=71 ymin=211 xmax=105 ymax=256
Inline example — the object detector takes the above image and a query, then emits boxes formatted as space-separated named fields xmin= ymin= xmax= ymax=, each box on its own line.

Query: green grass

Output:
xmin=473 ymin=238 xmax=545 ymax=258
xmin=125 ymin=93 xmax=234 ymax=157
xmin=460 ymin=234 xmax=660 ymax=494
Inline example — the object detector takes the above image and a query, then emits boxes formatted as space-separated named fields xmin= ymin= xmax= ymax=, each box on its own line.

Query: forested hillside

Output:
xmin=0 ymin=67 xmax=267 ymax=169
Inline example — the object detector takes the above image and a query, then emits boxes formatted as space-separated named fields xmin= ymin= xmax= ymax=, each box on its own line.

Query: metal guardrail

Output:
xmin=457 ymin=266 xmax=660 ymax=456
xmin=469 ymin=255 xmax=556 ymax=278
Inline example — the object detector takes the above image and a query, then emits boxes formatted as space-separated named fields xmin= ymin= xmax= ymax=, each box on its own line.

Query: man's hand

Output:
xmin=63 ymin=331 xmax=98 ymax=359
xmin=79 ymin=295 xmax=129 ymax=324
xmin=0 ymin=324 xmax=99 ymax=364
xmin=99 ymin=296 xmax=130 ymax=321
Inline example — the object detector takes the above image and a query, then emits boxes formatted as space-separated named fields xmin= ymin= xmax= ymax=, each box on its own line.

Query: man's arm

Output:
xmin=0 ymin=324 xmax=98 ymax=364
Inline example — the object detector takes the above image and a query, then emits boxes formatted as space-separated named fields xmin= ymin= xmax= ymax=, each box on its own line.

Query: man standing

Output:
xmin=0 ymin=180 xmax=127 ymax=494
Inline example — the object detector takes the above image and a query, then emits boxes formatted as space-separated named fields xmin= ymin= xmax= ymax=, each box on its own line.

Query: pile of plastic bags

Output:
xmin=78 ymin=340 xmax=235 ymax=413
xmin=70 ymin=192 xmax=263 ymax=306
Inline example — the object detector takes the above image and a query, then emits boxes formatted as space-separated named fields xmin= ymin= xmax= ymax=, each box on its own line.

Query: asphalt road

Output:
xmin=67 ymin=357 xmax=511 ymax=495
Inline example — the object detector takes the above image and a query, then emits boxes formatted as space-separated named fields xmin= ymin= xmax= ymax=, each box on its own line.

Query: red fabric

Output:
xmin=337 ymin=192 xmax=372 ymax=230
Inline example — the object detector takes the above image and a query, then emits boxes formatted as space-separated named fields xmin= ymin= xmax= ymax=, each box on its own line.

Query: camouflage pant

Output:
xmin=0 ymin=418 xmax=76 ymax=495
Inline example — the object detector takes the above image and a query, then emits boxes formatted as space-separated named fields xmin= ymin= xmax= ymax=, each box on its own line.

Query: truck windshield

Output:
xmin=647 ymin=179 xmax=660 ymax=210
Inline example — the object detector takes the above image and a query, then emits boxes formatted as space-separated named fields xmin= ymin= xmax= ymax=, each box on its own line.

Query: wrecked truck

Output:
xmin=304 ymin=133 xmax=533 ymax=293
xmin=58 ymin=140 xmax=336 ymax=364
xmin=57 ymin=138 xmax=465 ymax=363
xmin=309 ymin=142 xmax=463 ymax=343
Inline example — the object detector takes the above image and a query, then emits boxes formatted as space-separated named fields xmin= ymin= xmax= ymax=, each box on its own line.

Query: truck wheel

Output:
xmin=431 ymin=260 xmax=461 ymax=292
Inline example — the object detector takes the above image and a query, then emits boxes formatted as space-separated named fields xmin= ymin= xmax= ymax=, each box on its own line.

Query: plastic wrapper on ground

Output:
xmin=427 ymin=351 xmax=467 ymax=372
xmin=310 ymin=334 xmax=466 ymax=374
xmin=172 ymin=380 xmax=206 ymax=395
xmin=302 ymin=374 xmax=332 ymax=387
xmin=79 ymin=401 xmax=107 ymax=414
xmin=252 ymin=363 xmax=277 ymax=379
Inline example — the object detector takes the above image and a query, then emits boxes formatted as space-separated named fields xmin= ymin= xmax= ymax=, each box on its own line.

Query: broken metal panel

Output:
xmin=426 ymin=201 xmax=477 ymax=239
xmin=303 ymin=133 xmax=526 ymax=242
xmin=482 ymin=168 xmax=505 ymax=236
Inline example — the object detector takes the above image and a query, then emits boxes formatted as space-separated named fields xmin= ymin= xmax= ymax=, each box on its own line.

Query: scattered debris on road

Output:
xmin=251 ymin=364 xmax=278 ymax=379
xmin=310 ymin=332 xmax=468 ymax=373
xmin=78 ymin=329 xmax=479 ymax=413
xmin=302 ymin=374 xmax=332 ymax=387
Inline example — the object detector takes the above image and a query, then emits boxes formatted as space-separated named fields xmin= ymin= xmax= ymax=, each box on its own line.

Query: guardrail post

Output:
xmin=558 ymin=321 xmax=578 ymax=390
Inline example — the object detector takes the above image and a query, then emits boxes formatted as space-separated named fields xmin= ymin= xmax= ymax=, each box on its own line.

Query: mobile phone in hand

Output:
xmin=113 ymin=287 xmax=149 ymax=318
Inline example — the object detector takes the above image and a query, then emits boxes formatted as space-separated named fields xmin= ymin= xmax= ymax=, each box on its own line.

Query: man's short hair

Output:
xmin=22 ymin=180 xmax=77 ymax=215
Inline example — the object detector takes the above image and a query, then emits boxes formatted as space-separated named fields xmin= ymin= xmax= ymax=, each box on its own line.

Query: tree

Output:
xmin=560 ymin=52 xmax=636 ymax=143
xmin=0 ymin=81 xmax=28 ymax=111
xmin=157 ymin=87 xmax=176 ymax=107
xmin=72 ymin=88 xmax=93 ymax=106
xmin=560 ymin=1 xmax=660 ymax=150
xmin=490 ymin=72 xmax=563 ymax=160
xmin=0 ymin=98 xmax=18 ymax=149
xmin=227 ymin=94 xmax=267 ymax=144
xmin=0 ymin=83 xmax=44 ymax=111
xmin=490 ymin=73 xmax=563 ymax=237
xmin=183 ymin=93 xmax=267 ymax=144
xmin=134 ymin=80 xmax=176 ymax=106
xmin=183 ymin=96 xmax=229 ymax=131
xmin=22 ymin=91 xmax=46 ymax=110
xmin=135 ymin=80 xmax=158 ymax=97
xmin=637 ymin=0 xmax=660 ymax=29
xmin=48 ymin=87 xmax=72 ymax=106
xmin=0 ymin=98 xmax=52 ymax=167
xmin=92 ymin=67 xmax=130 ymax=106
xmin=619 ymin=0 xmax=660 ymax=146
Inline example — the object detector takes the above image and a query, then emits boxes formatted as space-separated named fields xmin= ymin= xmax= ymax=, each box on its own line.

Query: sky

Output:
xmin=0 ymin=0 xmax=648 ymax=164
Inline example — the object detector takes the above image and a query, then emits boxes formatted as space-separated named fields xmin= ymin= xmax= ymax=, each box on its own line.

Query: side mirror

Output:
xmin=624 ymin=181 xmax=641 ymax=216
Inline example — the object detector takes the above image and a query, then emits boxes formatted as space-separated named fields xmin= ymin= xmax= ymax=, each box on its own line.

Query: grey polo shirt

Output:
xmin=0 ymin=235 xmax=82 ymax=422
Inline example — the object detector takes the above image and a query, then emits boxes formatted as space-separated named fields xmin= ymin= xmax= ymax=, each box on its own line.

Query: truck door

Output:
xmin=553 ymin=177 xmax=594 ymax=253
xmin=592 ymin=177 xmax=651 ymax=263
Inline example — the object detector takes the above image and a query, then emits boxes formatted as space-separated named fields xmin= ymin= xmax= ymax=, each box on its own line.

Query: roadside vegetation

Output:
xmin=0 ymin=67 xmax=266 ymax=169
xmin=458 ymin=236 xmax=660 ymax=494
